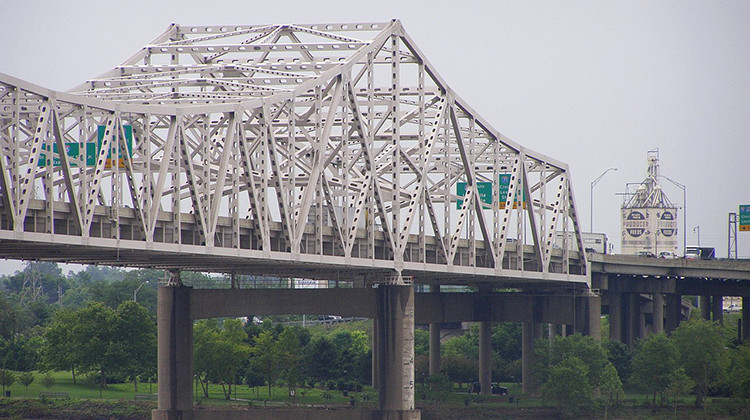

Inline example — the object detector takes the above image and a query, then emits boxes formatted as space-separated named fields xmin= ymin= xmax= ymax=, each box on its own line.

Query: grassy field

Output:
xmin=2 ymin=370 xmax=750 ymax=419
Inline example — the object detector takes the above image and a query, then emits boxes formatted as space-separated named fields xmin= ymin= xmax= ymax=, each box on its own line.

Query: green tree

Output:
xmin=109 ymin=301 xmax=156 ymax=392
xmin=727 ymin=344 xmax=750 ymax=399
xmin=41 ymin=372 xmax=55 ymax=389
xmin=277 ymin=327 xmax=304 ymax=395
xmin=193 ymin=319 xmax=249 ymax=399
xmin=671 ymin=318 xmax=727 ymax=407
xmin=69 ymin=302 xmax=117 ymax=388
xmin=18 ymin=371 xmax=34 ymax=389
xmin=491 ymin=322 xmax=522 ymax=361
xmin=541 ymin=356 xmax=593 ymax=417
xmin=250 ymin=329 xmax=282 ymax=398
xmin=0 ymin=369 xmax=15 ymax=396
xmin=441 ymin=354 xmax=476 ymax=390
xmin=630 ymin=333 xmax=678 ymax=406
xmin=305 ymin=336 xmax=339 ymax=388
xmin=41 ymin=307 xmax=79 ymax=383
xmin=666 ymin=368 xmax=694 ymax=418
xmin=598 ymin=362 xmax=622 ymax=420
xmin=535 ymin=334 xmax=608 ymax=391
xmin=605 ymin=340 xmax=631 ymax=383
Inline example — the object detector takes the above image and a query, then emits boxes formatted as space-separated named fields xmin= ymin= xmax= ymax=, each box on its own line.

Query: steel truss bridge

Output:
xmin=1 ymin=21 xmax=594 ymax=419
xmin=0 ymin=20 xmax=588 ymax=288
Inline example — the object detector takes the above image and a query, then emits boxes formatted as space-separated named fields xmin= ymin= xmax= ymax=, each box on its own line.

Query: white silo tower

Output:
xmin=621 ymin=150 xmax=679 ymax=256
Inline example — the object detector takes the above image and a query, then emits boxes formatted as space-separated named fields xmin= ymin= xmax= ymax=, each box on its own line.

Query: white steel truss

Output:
xmin=0 ymin=21 xmax=588 ymax=287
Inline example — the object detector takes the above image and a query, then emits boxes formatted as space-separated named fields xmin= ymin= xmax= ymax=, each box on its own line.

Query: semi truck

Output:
xmin=685 ymin=246 xmax=715 ymax=260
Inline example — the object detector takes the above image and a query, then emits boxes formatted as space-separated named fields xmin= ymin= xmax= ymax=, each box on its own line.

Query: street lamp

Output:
xmin=693 ymin=226 xmax=700 ymax=246
xmin=658 ymin=175 xmax=686 ymax=256
xmin=134 ymin=280 xmax=149 ymax=302
xmin=590 ymin=168 xmax=617 ymax=232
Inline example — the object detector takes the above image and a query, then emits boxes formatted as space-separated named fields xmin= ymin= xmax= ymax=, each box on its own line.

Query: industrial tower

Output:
xmin=621 ymin=149 xmax=679 ymax=256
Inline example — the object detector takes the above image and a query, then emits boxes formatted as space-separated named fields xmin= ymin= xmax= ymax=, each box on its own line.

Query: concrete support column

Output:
xmin=700 ymin=295 xmax=711 ymax=320
xmin=742 ymin=296 xmax=750 ymax=342
xmin=376 ymin=284 xmax=416 ymax=415
xmin=625 ymin=294 xmax=640 ymax=348
xmin=585 ymin=293 xmax=601 ymax=340
xmin=428 ymin=286 xmax=441 ymax=376
xmin=372 ymin=317 xmax=380 ymax=389
xmin=712 ymin=296 xmax=724 ymax=324
xmin=154 ymin=271 xmax=193 ymax=420
xmin=478 ymin=321 xmax=492 ymax=396
xmin=609 ymin=292 xmax=622 ymax=342
xmin=652 ymin=292 xmax=664 ymax=334
xmin=665 ymin=294 xmax=681 ymax=333
xmin=522 ymin=322 xmax=540 ymax=394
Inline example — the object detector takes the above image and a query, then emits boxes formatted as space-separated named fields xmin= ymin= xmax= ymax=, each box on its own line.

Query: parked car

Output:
xmin=467 ymin=382 xmax=509 ymax=395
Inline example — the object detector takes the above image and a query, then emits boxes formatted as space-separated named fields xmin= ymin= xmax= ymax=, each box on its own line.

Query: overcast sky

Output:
xmin=1 ymin=0 xmax=749 ymax=275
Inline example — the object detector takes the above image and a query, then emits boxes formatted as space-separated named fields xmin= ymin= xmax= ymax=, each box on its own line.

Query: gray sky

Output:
xmin=1 ymin=0 xmax=749 ymax=275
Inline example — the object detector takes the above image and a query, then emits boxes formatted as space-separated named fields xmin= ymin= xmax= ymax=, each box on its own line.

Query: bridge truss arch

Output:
xmin=0 ymin=20 xmax=588 ymax=287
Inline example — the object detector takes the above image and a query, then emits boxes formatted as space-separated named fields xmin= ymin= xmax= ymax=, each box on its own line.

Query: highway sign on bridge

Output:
xmin=740 ymin=205 xmax=750 ymax=231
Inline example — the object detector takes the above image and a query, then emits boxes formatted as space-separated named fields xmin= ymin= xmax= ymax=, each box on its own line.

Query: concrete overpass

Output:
xmin=590 ymin=254 xmax=750 ymax=345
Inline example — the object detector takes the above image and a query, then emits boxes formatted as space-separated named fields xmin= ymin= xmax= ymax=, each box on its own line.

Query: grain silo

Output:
xmin=621 ymin=149 xmax=679 ymax=256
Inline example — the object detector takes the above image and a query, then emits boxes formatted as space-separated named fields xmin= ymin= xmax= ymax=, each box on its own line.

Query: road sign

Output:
xmin=457 ymin=174 xmax=526 ymax=209
xmin=740 ymin=205 xmax=750 ymax=231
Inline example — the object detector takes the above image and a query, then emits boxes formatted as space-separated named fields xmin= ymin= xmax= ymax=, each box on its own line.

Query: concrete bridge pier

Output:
xmin=428 ymin=286 xmax=441 ymax=376
xmin=712 ymin=295 xmax=724 ymax=324
xmin=652 ymin=292 xmax=664 ymax=334
xmin=153 ymin=270 xmax=193 ymax=420
xmin=375 ymin=284 xmax=419 ymax=419
xmin=700 ymin=295 xmax=711 ymax=320
xmin=608 ymin=292 xmax=622 ymax=342
xmin=665 ymin=294 xmax=681 ymax=333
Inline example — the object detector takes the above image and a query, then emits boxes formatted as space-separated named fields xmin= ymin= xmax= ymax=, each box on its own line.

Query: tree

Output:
xmin=542 ymin=356 xmax=593 ymax=417
xmin=727 ymin=344 xmax=750 ymax=399
xmin=666 ymin=368 xmax=694 ymax=418
xmin=109 ymin=301 xmax=156 ymax=392
xmin=605 ymin=340 xmax=631 ymax=383
xmin=277 ymin=327 xmax=304 ymax=395
xmin=41 ymin=307 xmax=79 ymax=383
xmin=305 ymin=336 xmax=339 ymax=388
xmin=41 ymin=372 xmax=55 ymax=389
xmin=598 ymin=362 xmax=623 ymax=420
xmin=441 ymin=354 xmax=476 ymax=389
xmin=19 ymin=371 xmax=34 ymax=390
xmin=535 ymin=334 xmax=608 ymax=391
xmin=491 ymin=322 xmax=522 ymax=361
xmin=250 ymin=329 xmax=281 ymax=398
xmin=193 ymin=319 xmax=250 ymax=399
xmin=630 ymin=333 xmax=678 ymax=406
xmin=0 ymin=369 xmax=15 ymax=396
xmin=69 ymin=302 xmax=117 ymax=389
xmin=671 ymin=318 xmax=727 ymax=407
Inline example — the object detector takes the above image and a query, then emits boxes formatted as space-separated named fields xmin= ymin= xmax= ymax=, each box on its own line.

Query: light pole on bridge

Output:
xmin=134 ymin=280 xmax=149 ymax=303
xmin=590 ymin=168 xmax=617 ymax=232
xmin=658 ymin=175 xmax=686 ymax=256
xmin=693 ymin=226 xmax=701 ymax=246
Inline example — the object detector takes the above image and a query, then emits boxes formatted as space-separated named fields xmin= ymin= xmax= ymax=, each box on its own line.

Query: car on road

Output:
xmin=636 ymin=251 xmax=656 ymax=258
xmin=658 ymin=251 xmax=677 ymax=259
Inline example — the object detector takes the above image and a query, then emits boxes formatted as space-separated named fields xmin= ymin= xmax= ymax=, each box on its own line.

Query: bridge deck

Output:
xmin=0 ymin=199 xmax=587 ymax=287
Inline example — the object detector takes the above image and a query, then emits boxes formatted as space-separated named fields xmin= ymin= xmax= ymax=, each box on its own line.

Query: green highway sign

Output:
xmin=457 ymin=174 xmax=526 ymax=210
xmin=740 ymin=205 xmax=750 ymax=231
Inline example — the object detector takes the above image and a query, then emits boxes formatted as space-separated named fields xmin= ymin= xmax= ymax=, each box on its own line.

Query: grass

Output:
xmin=2 ymin=370 xmax=155 ymax=400
xmin=2 ymin=371 xmax=750 ymax=420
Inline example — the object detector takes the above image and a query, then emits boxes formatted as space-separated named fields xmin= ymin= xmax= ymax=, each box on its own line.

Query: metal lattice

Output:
xmin=0 ymin=21 xmax=588 ymax=286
